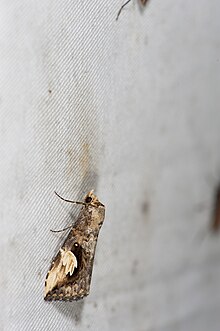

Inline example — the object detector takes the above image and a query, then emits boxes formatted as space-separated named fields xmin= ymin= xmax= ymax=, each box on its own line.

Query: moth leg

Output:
xmin=116 ymin=0 xmax=132 ymax=20
xmin=54 ymin=191 xmax=86 ymax=206
xmin=50 ymin=225 xmax=73 ymax=233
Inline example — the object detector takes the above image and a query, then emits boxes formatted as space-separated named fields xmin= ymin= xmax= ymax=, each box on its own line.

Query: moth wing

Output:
xmin=44 ymin=247 xmax=78 ymax=298
xmin=44 ymin=238 xmax=91 ymax=301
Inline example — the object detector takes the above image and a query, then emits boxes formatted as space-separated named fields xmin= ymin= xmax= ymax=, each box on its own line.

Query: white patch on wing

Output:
xmin=60 ymin=248 xmax=78 ymax=276
xmin=44 ymin=248 xmax=77 ymax=297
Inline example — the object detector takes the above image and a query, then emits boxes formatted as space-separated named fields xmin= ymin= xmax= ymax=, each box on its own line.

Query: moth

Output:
xmin=44 ymin=190 xmax=105 ymax=301
xmin=116 ymin=0 xmax=148 ymax=20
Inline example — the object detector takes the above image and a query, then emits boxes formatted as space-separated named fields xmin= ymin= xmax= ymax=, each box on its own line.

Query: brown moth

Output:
xmin=44 ymin=190 xmax=105 ymax=301
xmin=116 ymin=0 xmax=148 ymax=20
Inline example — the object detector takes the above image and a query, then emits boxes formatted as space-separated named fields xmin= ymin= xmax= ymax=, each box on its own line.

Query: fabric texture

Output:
xmin=1 ymin=1 xmax=220 ymax=330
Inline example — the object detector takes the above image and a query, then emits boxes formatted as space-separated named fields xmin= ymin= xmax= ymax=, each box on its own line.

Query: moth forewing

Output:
xmin=44 ymin=191 xmax=105 ymax=301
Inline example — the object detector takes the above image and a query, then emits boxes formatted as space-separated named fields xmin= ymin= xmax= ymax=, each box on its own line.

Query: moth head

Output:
xmin=54 ymin=191 xmax=104 ymax=209
xmin=84 ymin=190 xmax=105 ymax=208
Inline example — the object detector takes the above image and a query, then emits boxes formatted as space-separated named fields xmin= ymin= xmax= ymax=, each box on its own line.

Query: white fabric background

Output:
xmin=1 ymin=1 xmax=220 ymax=330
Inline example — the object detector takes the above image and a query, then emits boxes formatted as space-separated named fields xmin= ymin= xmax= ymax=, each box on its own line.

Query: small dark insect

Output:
xmin=211 ymin=185 xmax=220 ymax=232
xmin=116 ymin=0 xmax=148 ymax=21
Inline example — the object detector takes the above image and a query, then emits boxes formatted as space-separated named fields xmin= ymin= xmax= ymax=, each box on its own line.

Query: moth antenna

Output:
xmin=54 ymin=191 xmax=86 ymax=206
xmin=50 ymin=225 xmax=73 ymax=233
xmin=116 ymin=0 xmax=132 ymax=20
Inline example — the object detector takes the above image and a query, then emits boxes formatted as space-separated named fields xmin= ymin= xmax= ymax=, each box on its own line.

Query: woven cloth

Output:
xmin=1 ymin=1 xmax=220 ymax=330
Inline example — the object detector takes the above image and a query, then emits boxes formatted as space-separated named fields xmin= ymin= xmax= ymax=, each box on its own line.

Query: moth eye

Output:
xmin=74 ymin=243 xmax=79 ymax=247
xmin=85 ymin=196 xmax=92 ymax=203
